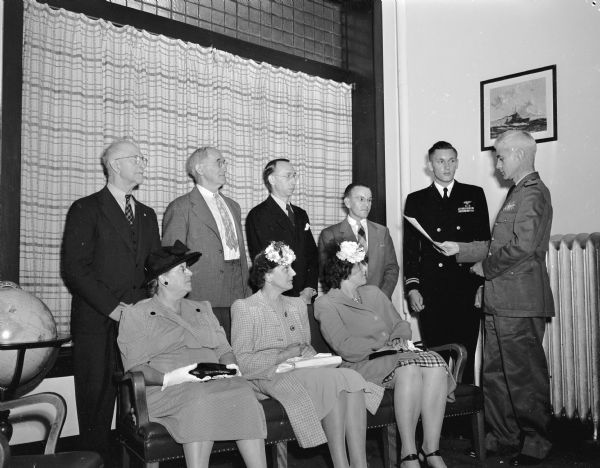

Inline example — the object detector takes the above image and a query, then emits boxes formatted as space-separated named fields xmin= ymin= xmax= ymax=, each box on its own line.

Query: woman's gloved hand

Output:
xmin=161 ymin=364 xmax=208 ymax=391
xmin=226 ymin=363 xmax=242 ymax=376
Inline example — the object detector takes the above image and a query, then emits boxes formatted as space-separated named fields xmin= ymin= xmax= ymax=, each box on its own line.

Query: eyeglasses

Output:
xmin=114 ymin=155 xmax=149 ymax=166
xmin=203 ymin=159 xmax=227 ymax=168
xmin=274 ymin=172 xmax=298 ymax=181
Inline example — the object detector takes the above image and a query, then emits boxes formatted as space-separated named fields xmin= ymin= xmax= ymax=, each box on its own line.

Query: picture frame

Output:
xmin=480 ymin=65 xmax=557 ymax=151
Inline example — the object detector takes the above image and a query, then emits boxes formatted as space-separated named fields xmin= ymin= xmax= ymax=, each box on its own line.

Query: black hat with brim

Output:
xmin=145 ymin=240 xmax=201 ymax=284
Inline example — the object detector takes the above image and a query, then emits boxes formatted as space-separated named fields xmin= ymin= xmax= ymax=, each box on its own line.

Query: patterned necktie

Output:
xmin=124 ymin=194 xmax=134 ymax=225
xmin=357 ymin=225 xmax=368 ymax=253
xmin=286 ymin=204 xmax=296 ymax=227
xmin=215 ymin=193 xmax=238 ymax=251
xmin=443 ymin=187 xmax=449 ymax=200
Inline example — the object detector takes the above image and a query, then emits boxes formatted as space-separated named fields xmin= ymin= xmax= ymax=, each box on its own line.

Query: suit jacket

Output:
xmin=403 ymin=181 xmax=490 ymax=298
xmin=246 ymin=196 xmax=318 ymax=295
xmin=314 ymin=285 xmax=455 ymax=395
xmin=162 ymin=186 xmax=250 ymax=307
xmin=456 ymin=172 xmax=554 ymax=318
xmin=62 ymin=186 xmax=161 ymax=334
xmin=318 ymin=219 xmax=400 ymax=298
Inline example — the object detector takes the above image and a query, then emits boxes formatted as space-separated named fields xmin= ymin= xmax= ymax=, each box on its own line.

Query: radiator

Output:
xmin=545 ymin=233 xmax=600 ymax=440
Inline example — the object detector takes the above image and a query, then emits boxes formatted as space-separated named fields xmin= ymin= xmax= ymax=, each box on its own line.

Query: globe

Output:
xmin=0 ymin=281 xmax=58 ymax=398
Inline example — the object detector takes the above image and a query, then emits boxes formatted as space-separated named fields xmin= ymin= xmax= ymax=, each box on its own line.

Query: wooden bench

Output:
xmin=116 ymin=305 xmax=485 ymax=467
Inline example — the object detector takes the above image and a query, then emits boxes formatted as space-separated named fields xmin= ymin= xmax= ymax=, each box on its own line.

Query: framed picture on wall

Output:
xmin=480 ymin=65 xmax=557 ymax=151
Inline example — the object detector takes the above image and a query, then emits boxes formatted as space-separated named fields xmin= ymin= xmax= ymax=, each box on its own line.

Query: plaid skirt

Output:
xmin=381 ymin=349 xmax=447 ymax=387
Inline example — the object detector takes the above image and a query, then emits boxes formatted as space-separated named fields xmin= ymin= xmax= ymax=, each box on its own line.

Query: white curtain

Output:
xmin=20 ymin=0 xmax=352 ymax=334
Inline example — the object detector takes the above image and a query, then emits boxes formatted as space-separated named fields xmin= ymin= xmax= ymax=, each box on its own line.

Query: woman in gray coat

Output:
xmin=118 ymin=241 xmax=267 ymax=468
xmin=315 ymin=242 xmax=455 ymax=468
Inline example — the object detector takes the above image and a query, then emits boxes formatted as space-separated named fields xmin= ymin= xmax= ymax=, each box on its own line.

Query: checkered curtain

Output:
xmin=20 ymin=0 xmax=352 ymax=334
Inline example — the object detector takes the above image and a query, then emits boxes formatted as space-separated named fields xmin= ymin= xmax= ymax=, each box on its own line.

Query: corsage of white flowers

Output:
xmin=265 ymin=241 xmax=296 ymax=267
xmin=336 ymin=241 xmax=366 ymax=264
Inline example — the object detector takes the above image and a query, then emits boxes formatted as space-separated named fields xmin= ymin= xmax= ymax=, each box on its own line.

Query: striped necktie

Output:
xmin=357 ymin=225 xmax=368 ymax=253
xmin=125 ymin=194 xmax=134 ymax=225
xmin=286 ymin=204 xmax=296 ymax=227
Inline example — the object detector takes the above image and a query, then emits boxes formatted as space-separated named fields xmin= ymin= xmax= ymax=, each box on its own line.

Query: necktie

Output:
xmin=286 ymin=204 xmax=296 ymax=227
xmin=443 ymin=187 xmax=449 ymax=200
xmin=125 ymin=194 xmax=134 ymax=225
xmin=357 ymin=225 xmax=368 ymax=253
xmin=215 ymin=193 xmax=238 ymax=251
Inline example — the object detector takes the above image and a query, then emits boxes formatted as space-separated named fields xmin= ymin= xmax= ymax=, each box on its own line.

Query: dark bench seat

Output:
xmin=116 ymin=305 xmax=484 ymax=468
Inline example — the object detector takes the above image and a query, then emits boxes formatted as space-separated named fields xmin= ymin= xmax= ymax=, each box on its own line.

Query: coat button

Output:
xmin=488 ymin=252 xmax=492 ymax=256
xmin=150 ymin=311 xmax=156 ymax=315
xmin=456 ymin=226 xmax=461 ymax=230
xmin=196 ymin=308 xmax=201 ymax=312
xmin=290 ymin=325 xmax=295 ymax=331
xmin=436 ymin=228 xmax=441 ymax=232
xmin=438 ymin=263 xmax=443 ymax=267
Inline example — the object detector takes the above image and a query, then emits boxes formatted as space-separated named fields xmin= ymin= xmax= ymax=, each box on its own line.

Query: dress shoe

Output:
xmin=510 ymin=454 xmax=543 ymax=466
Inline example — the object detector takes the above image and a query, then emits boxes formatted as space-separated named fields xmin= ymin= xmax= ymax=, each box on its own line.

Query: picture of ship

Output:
xmin=490 ymin=107 xmax=547 ymax=139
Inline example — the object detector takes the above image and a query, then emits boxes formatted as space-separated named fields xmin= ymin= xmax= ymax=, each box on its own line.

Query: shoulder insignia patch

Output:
xmin=503 ymin=201 xmax=516 ymax=211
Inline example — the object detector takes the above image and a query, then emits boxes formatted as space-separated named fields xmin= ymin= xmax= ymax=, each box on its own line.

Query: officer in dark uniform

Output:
xmin=403 ymin=141 xmax=490 ymax=384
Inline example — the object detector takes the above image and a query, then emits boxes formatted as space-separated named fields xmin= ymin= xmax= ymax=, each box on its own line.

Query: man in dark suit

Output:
xmin=441 ymin=131 xmax=554 ymax=466
xmin=162 ymin=146 xmax=250 ymax=306
xmin=62 ymin=139 xmax=160 ymax=464
xmin=245 ymin=159 xmax=318 ymax=302
xmin=403 ymin=141 xmax=490 ymax=384
xmin=318 ymin=183 xmax=399 ymax=298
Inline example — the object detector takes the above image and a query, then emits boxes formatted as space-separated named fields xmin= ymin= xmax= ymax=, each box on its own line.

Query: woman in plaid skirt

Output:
xmin=315 ymin=242 xmax=456 ymax=468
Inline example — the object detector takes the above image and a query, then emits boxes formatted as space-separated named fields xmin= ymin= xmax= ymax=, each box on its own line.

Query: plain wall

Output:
xmin=384 ymin=0 xmax=600 ymax=243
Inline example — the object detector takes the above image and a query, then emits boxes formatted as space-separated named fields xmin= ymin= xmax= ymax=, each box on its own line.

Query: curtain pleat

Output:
xmin=20 ymin=0 xmax=352 ymax=334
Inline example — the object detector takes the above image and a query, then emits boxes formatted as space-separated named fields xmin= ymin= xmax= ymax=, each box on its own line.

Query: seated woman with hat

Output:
xmin=117 ymin=241 xmax=267 ymax=468
xmin=315 ymin=241 xmax=455 ymax=468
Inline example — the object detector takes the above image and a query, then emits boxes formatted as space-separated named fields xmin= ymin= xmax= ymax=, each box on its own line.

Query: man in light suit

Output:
xmin=245 ymin=159 xmax=318 ymax=302
xmin=318 ymin=183 xmax=399 ymax=299
xmin=440 ymin=131 xmax=553 ymax=466
xmin=62 ymin=139 xmax=161 ymax=464
xmin=162 ymin=147 xmax=250 ymax=307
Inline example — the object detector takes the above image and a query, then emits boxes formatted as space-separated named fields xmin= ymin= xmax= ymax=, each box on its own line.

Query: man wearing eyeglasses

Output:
xmin=246 ymin=159 xmax=318 ymax=303
xmin=162 ymin=146 xmax=251 ymax=306
xmin=62 ymin=139 xmax=160 ymax=464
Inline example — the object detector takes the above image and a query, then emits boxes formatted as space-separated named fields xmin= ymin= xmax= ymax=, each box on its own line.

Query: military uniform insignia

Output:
xmin=503 ymin=201 xmax=516 ymax=211
xmin=458 ymin=200 xmax=475 ymax=213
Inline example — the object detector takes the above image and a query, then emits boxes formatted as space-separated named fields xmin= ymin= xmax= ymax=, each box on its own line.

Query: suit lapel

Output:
xmin=98 ymin=187 xmax=135 ymax=254
xmin=189 ymin=187 xmax=220 ymax=239
xmin=339 ymin=219 xmax=357 ymax=242
xmin=328 ymin=288 xmax=370 ymax=311
xmin=266 ymin=196 xmax=294 ymax=233
xmin=131 ymin=199 xmax=153 ymax=263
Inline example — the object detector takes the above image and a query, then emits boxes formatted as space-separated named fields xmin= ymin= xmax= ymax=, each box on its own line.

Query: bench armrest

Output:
xmin=117 ymin=371 xmax=150 ymax=431
xmin=429 ymin=343 xmax=467 ymax=384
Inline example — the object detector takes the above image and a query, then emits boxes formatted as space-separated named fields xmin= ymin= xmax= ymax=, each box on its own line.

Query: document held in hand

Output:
xmin=275 ymin=353 xmax=342 ymax=373
xmin=404 ymin=215 xmax=445 ymax=251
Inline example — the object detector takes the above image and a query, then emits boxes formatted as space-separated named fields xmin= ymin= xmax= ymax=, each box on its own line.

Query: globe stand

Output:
xmin=0 ymin=335 xmax=71 ymax=441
